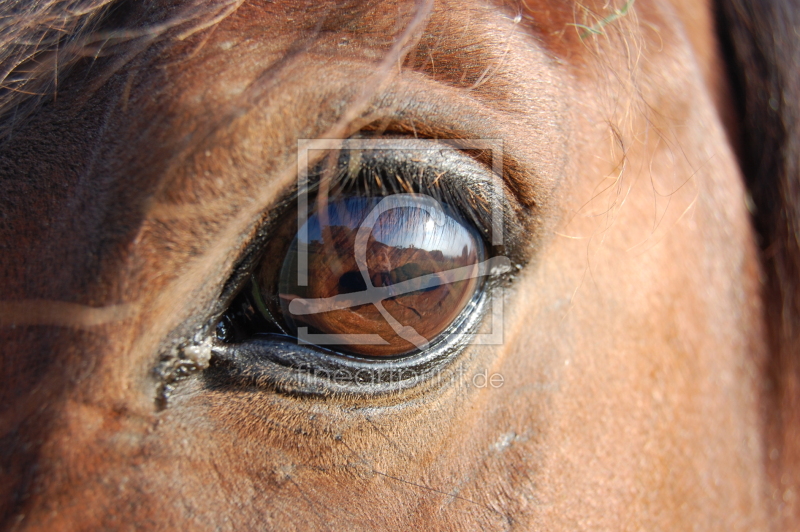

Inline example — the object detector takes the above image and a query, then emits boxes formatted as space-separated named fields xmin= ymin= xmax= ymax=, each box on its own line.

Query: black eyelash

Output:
xmin=305 ymin=142 xmax=519 ymax=255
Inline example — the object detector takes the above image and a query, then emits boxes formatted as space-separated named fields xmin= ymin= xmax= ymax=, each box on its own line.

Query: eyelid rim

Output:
xmin=196 ymin=138 xmax=525 ymax=397
xmin=208 ymin=279 xmax=502 ymax=397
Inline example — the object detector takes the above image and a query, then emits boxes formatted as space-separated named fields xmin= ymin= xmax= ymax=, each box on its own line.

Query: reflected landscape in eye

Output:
xmin=262 ymin=196 xmax=485 ymax=357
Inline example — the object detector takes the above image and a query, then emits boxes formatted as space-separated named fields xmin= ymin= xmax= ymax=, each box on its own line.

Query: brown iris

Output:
xmin=257 ymin=195 xmax=485 ymax=357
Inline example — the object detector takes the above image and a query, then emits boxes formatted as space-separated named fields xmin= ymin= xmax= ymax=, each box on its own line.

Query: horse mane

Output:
xmin=716 ymin=0 xmax=800 ymax=520
xmin=0 ymin=0 xmax=240 ymax=139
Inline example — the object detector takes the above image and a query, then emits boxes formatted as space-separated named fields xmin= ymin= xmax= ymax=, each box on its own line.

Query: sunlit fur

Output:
xmin=0 ymin=0 xmax=798 ymax=529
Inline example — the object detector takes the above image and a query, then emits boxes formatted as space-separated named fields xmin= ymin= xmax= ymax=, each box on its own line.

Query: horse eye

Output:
xmin=217 ymin=194 xmax=485 ymax=358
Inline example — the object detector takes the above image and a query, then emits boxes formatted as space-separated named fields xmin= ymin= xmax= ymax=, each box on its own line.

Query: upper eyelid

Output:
xmin=308 ymin=140 xmax=512 ymax=237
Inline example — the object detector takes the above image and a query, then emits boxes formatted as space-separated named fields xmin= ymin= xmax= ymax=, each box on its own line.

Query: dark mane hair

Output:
xmin=0 ymin=0 xmax=240 ymax=139
xmin=716 ymin=0 xmax=800 ymax=519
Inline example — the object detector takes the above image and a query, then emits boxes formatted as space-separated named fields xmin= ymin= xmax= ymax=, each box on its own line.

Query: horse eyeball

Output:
xmin=257 ymin=195 xmax=485 ymax=357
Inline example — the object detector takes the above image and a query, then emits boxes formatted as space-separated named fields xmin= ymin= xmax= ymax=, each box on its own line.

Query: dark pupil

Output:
xmin=338 ymin=271 xmax=367 ymax=294
xmin=262 ymin=196 xmax=484 ymax=357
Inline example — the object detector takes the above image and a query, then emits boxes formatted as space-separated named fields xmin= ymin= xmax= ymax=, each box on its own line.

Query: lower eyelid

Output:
xmin=208 ymin=282 xmax=498 ymax=397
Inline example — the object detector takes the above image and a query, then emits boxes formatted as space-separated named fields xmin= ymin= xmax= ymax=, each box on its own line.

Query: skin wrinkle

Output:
xmin=0 ymin=0 xmax=791 ymax=530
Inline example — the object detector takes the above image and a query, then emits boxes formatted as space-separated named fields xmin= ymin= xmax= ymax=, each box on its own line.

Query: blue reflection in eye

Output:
xmin=256 ymin=195 xmax=485 ymax=357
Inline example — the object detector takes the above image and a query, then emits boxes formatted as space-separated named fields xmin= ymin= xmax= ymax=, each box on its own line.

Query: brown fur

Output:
xmin=0 ymin=0 xmax=796 ymax=529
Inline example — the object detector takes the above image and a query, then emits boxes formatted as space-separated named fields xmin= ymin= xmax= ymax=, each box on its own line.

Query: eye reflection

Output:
xmin=258 ymin=195 xmax=485 ymax=357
